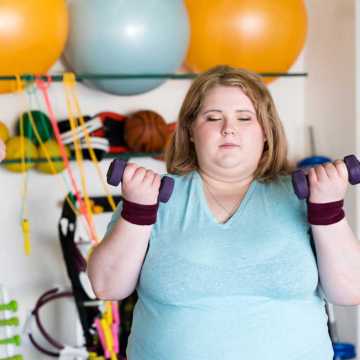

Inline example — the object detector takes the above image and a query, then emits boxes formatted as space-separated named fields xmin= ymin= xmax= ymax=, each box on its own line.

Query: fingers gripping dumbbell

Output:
xmin=106 ymin=159 xmax=174 ymax=203
xmin=292 ymin=154 xmax=360 ymax=199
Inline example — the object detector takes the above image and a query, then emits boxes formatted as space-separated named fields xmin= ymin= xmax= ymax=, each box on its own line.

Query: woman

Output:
xmin=88 ymin=65 xmax=360 ymax=359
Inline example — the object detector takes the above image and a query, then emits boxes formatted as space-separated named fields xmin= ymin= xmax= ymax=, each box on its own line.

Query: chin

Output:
xmin=217 ymin=155 xmax=242 ymax=165
xmin=217 ymin=160 xmax=244 ymax=169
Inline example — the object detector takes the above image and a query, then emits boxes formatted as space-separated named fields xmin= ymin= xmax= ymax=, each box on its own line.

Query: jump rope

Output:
xmin=14 ymin=76 xmax=127 ymax=359
xmin=16 ymin=73 xmax=118 ymax=255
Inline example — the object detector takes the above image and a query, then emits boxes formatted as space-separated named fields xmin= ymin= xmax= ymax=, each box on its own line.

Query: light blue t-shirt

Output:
xmin=107 ymin=171 xmax=333 ymax=360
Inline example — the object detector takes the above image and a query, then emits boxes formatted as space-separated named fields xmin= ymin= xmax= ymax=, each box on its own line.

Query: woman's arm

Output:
xmin=307 ymin=160 xmax=360 ymax=305
xmin=88 ymin=163 xmax=162 ymax=301
xmin=87 ymin=217 xmax=153 ymax=300
xmin=312 ymin=218 xmax=360 ymax=305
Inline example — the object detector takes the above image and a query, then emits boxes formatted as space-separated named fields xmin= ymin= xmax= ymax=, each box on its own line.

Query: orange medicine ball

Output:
xmin=184 ymin=0 xmax=307 ymax=84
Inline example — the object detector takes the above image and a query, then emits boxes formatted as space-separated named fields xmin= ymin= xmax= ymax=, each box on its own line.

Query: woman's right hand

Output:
xmin=121 ymin=163 xmax=162 ymax=205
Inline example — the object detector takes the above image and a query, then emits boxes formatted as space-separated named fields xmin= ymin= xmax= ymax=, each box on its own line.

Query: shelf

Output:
xmin=0 ymin=72 xmax=308 ymax=82
xmin=1 ymin=152 xmax=163 ymax=165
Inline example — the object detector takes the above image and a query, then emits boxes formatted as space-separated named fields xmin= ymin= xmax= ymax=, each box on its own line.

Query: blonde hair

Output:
xmin=165 ymin=65 xmax=293 ymax=182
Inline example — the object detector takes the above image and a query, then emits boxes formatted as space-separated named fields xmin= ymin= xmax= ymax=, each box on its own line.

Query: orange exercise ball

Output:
xmin=184 ymin=0 xmax=307 ymax=84
xmin=0 ymin=0 xmax=68 ymax=93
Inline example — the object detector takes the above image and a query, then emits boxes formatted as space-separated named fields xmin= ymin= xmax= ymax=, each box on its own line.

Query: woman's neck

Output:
xmin=198 ymin=168 xmax=254 ymax=196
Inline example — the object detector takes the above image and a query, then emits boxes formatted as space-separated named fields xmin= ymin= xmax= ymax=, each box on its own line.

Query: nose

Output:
xmin=221 ymin=119 xmax=236 ymax=135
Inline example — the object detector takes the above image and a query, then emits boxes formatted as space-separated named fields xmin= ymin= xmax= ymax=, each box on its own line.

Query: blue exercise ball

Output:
xmin=63 ymin=0 xmax=190 ymax=95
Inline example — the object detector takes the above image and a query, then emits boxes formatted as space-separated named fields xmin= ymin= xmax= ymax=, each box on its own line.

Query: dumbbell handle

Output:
xmin=0 ymin=317 xmax=19 ymax=327
xmin=0 ymin=300 xmax=17 ymax=313
xmin=0 ymin=335 xmax=21 ymax=346
xmin=106 ymin=158 xmax=174 ymax=203
xmin=0 ymin=355 xmax=23 ymax=360
xmin=292 ymin=154 xmax=360 ymax=199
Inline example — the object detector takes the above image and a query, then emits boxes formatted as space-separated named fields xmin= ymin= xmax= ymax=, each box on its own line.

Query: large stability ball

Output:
xmin=0 ymin=0 xmax=68 ymax=93
xmin=184 ymin=0 xmax=307 ymax=83
xmin=64 ymin=0 xmax=189 ymax=95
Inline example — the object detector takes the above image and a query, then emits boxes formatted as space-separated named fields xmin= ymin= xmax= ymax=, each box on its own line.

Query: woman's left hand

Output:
xmin=308 ymin=160 xmax=348 ymax=203
xmin=0 ymin=139 xmax=5 ymax=162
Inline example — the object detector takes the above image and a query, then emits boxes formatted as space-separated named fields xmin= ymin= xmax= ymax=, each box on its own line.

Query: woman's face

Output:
xmin=190 ymin=85 xmax=266 ymax=180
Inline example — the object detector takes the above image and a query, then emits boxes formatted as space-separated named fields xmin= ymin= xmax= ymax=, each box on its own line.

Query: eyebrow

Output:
xmin=202 ymin=109 xmax=255 ymax=115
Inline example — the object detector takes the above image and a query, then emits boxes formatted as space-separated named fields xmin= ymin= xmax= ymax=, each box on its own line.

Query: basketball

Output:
xmin=124 ymin=110 xmax=169 ymax=153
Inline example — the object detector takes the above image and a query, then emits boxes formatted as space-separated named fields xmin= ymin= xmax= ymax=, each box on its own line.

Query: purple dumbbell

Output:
xmin=107 ymin=158 xmax=174 ymax=203
xmin=292 ymin=154 xmax=360 ymax=199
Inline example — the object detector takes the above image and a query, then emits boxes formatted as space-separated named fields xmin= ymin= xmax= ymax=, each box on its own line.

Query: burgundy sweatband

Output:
xmin=121 ymin=198 xmax=159 ymax=225
xmin=307 ymin=200 xmax=345 ymax=225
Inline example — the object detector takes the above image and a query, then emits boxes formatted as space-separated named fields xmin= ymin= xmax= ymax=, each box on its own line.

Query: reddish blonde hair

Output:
xmin=165 ymin=65 xmax=293 ymax=181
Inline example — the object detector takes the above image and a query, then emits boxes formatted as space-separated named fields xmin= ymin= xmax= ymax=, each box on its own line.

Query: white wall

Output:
xmin=305 ymin=0 xmax=358 ymax=352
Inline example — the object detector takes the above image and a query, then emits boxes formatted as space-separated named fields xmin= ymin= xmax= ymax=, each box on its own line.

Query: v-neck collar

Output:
xmin=194 ymin=171 xmax=257 ymax=228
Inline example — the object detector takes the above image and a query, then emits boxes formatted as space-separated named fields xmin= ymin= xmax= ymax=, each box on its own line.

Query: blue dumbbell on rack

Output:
xmin=292 ymin=154 xmax=360 ymax=199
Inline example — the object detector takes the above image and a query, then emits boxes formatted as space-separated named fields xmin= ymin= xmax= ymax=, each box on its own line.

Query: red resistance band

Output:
xmin=307 ymin=200 xmax=345 ymax=225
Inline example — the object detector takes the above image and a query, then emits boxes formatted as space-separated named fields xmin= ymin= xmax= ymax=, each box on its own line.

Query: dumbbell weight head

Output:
xmin=158 ymin=176 xmax=174 ymax=203
xmin=344 ymin=154 xmax=360 ymax=185
xmin=292 ymin=154 xmax=360 ymax=199
xmin=107 ymin=158 xmax=126 ymax=187
xmin=106 ymin=158 xmax=174 ymax=203
xmin=292 ymin=169 xmax=309 ymax=200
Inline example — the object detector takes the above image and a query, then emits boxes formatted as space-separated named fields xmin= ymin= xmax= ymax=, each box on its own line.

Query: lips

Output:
xmin=219 ymin=143 xmax=239 ymax=147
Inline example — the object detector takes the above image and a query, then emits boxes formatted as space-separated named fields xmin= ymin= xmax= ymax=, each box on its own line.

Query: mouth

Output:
xmin=219 ymin=143 xmax=240 ymax=148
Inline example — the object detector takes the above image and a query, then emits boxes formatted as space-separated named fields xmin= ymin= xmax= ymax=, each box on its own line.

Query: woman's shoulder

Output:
xmin=154 ymin=171 xmax=198 ymax=232
xmin=256 ymin=175 xmax=308 ymax=225
xmin=259 ymin=174 xmax=306 ymax=208
xmin=261 ymin=174 xmax=294 ymax=194
xmin=161 ymin=170 xmax=197 ymax=196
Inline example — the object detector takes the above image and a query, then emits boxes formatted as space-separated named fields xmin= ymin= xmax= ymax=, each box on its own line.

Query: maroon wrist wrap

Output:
xmin=121 ymin=198 xmax=159 ymax=225
xmin=307 ymin=200 xmax=345 ymax=225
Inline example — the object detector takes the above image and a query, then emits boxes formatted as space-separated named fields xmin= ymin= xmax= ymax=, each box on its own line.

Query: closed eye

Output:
xmin=206 ymin=117 xmax=252 ymax=122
